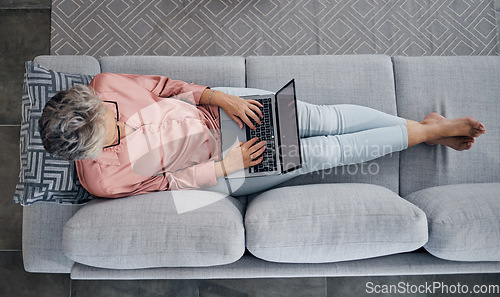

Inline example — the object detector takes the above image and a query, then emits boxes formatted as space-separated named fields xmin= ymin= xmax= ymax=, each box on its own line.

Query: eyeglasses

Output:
xmin=103 ymin=100 xmax=120 ymax=149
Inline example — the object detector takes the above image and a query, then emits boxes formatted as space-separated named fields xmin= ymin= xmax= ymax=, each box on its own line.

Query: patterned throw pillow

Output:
xmin=13 ymin=62 xmax=94 ymax=205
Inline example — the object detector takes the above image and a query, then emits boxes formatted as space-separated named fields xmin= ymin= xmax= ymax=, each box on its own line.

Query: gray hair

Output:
xmin=39 ymin=84 xmax=107 ymax=160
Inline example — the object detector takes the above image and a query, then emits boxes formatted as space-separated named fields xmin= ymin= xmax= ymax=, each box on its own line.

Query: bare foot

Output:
xmin=421 ymin=113 xmax=485 ymax=139
xmin=425 ymin=136 xmax=475 ymax=151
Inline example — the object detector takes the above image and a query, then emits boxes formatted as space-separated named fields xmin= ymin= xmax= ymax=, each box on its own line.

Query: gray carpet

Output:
xmin=51 ymin=0 xmax=499 ymax=57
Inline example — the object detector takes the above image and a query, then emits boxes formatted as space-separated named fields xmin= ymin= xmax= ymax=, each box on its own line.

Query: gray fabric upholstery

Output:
xmin=394 ymin=56 xmax=500 ymax=197
xmin=246 ymin=55 xmax=401 ymax=193
xmin=70 ymin=253 xmax=500 ymax=280
xmin=405 ymin=183 xmax=500 ymax=262
xmin=33 ymin=55 xmax=101 ymax=75
xmin=245 ymin=184 xmax=427 ymax=263
xmin=100 ymin=56 xmax=245 ymax=88
xmin=62 ymin=191 xmax=245 ymax=269
xmin=22 ymin=203 xmax=83 ymax=273
xmin=22 ymin=55 xmax=500 ymax=278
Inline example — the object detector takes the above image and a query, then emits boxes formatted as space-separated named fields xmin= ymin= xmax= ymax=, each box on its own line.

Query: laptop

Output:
xmin=219 ymin=79 xmax=302 ymax=178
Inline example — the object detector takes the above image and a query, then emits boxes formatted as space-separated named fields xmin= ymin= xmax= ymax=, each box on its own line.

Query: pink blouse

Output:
xmin=75 ymin=73 xmax=221 ymax=198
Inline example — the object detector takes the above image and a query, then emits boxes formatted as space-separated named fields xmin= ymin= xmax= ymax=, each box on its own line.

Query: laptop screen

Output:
xmin=276 ymin=80 xmax=302 ymax=173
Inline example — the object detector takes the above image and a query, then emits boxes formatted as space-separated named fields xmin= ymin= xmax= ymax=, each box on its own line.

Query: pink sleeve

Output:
xmin=105 ymin=160 xmax=218 ymax=196
xmin=116 ymin=73 xmax=208 ymax=105
xmin=76 ymin=159 xmax=218 ymax=199
xmin=161 ymin=160 xmax=218 ymax=190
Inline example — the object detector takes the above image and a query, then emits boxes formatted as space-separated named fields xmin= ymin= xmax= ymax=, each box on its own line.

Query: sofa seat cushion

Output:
xmin=245 ymin=183 xmax=428 ymax=263
xmin=405 ymin=183 xmax=500 ymax=262
xmin=62 ymin=190 xmax=245 ymax=269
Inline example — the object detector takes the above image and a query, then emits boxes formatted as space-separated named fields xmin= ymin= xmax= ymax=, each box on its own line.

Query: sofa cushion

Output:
xmin=245 ymin=183 xmax=428 ymax=263
xmin=62 ymin=190 xmax=245 ymax=269
xmin=394 ymin=56 xmax=500 ymax=197
xmin=405 ymin=183 xmax=500 ymax=262
xmin=245 ymin=55 xmax=401 ymax=193
xmin=13 ymin=62 xmax=95 ymax=205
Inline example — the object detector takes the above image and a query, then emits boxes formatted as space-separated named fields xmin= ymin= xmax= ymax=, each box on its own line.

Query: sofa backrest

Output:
xmin=34 ymin=55 xmax=101 ymax=75
xmin=100 ymin=56 xmax=246 ymax=88
xmin=246 ymin=55 xmax=401 ymax=193
xmin=394 ymin=56 xmax=500 ymax=197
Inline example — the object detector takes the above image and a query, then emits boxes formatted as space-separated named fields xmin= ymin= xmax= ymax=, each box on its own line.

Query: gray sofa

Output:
xmin=22 ymin=55 xmax=500 ymax=279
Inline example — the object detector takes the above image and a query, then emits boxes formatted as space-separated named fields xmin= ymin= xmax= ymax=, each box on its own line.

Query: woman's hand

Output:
xmin=215 ymin=137 xmax=266 ymax=177
xmin=212 ymin=91 xmax=264 ymax=130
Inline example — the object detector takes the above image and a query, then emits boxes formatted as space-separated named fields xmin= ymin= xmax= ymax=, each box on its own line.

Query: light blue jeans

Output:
xmin=207 ymin=101 xmax=408 ymax=196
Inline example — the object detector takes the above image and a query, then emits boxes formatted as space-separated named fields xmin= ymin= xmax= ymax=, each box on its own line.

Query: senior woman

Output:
xmin=39 ymin=73 xmax=485 ymax=198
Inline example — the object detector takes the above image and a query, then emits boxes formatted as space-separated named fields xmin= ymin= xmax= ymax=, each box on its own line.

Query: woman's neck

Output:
xmin=118 ymin=121 xmax=135 ymax=138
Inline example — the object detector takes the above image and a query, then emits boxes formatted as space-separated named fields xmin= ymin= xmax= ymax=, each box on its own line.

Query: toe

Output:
xmin=464 ymin=136 xmax=474 ymax=143
xmin=478 ymin=123 xmax=486 ymax=133
xmin=474 ymin=121 xmax=485 ymax=132
xmin=472 ymin=125 xmax=485 ymax=137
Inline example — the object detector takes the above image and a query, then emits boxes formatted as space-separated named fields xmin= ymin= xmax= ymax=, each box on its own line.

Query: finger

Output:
xmin=249 ymin=140 xmax=266 ymax=152
xmin=241 ymin=115 xmax=256 ymax=130
xmin=248 ymin=104 xmax=264 ymax=119
xmin=248 ymin=99 xmax=263 ymax=108
xmin=248 ymin=143 xmax=266 ymax=162
xmin=243 ymin=137 xmax=260 ymax=149
xmin=247 ymin=108 xmax=262 ymax=125
xmin=231 ymin=116 xmax=243 ymax=129
xmin=249 ymin=156 xmax=263 ymax=166
xmin=252 ymin=144 xmax=266 ymax=158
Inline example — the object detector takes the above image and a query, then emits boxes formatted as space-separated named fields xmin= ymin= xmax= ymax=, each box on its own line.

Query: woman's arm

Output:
xmin=100 ymin=73 xmax=208 ymax=105
xmin=200 ymin=89 xmax=264 ymax=130
xmin=95 ymin=73 xmax=262 ymax=129
xmin=213 ymin=137 xmax=267 ymax=178
xmin=76 ymin=138 xmax=267 ymax=198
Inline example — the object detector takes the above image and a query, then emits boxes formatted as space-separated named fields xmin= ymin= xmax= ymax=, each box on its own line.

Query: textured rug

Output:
xmin=51 ymin=0 xmax=499 ymax=57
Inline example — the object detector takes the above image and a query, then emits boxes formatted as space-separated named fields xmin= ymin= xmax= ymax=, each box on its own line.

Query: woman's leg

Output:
xmin=297 ymin=101 xmax=407 ymax=137
xmin=206 ymin=105 xmax=485 ymax=196
xmin=207 ymin=124 xmax=408 ymax=196
xmin=406 ymin=113 xmax=484 ymax=150
xmin=298 ymin=100 xmax=484 ymax=150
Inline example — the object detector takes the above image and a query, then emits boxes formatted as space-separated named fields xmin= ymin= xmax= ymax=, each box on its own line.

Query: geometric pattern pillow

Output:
xmin=13 ymin=62 xmax=94 ymax=205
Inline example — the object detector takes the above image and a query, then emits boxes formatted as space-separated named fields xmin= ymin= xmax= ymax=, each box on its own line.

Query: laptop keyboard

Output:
xmin=246 ymin=97 xmax=278 ymax=173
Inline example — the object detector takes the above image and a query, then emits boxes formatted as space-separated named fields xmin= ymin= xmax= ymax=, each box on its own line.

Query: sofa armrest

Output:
xmin=23 ymin=203 xmax=83 ymax=273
